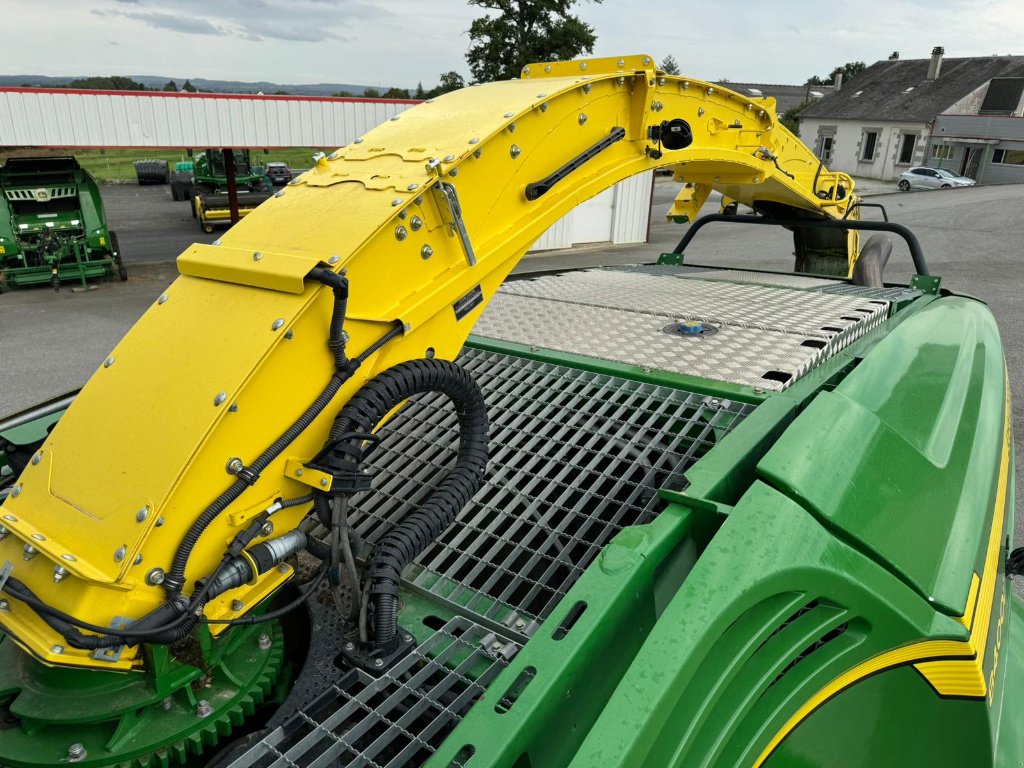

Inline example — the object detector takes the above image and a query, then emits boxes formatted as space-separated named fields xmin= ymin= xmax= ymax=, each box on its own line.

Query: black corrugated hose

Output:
xmin=326 ymin=358 xmax=489 ymax=652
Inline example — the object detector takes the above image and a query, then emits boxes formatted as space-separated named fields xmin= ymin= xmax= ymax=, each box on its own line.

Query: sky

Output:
xmin=4 ymin=0 xmax=1024 ymax=89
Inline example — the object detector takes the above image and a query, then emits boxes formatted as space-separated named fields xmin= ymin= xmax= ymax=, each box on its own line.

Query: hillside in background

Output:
xmin=0 ymin=74 xmax=373 ymax=96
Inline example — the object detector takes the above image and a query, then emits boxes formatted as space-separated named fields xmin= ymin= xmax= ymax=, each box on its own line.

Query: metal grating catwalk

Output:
xmin=228 ymin=348 xmax=754 ymax=768
xmin=352 ymin=347 xmax=753 ymax=625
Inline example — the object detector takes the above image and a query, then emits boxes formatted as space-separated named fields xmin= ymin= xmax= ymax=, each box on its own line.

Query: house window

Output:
xmin=897 ymin=134 xmax=916 ymax=164
xmin=861 ymin=131 xmax=879 ymax=161
xmin=993 ymin=149 xmax=1024 ymax=165
xmin=930 ymin=144 xmax=953 ymax=160
xmin=815 ymin=134 xmax=835 ymax=164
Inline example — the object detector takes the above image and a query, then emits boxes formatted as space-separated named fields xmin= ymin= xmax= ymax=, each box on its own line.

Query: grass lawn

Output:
xmin=0 ymin=147 xmax=333 ymax=182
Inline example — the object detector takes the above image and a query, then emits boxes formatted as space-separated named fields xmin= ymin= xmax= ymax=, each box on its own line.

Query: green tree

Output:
xmin=68 ymin=76 xmax=149 ymax=91
xmin=425 ymin=72 xmax=466 ymax=99
xmin=181 ymin=79 xmax=197 ymax=93
xmin=362 ymin=87 xmax=381 ymax=98
xmin=415 ymin=81 xmax=426 ymax=99
xmin=162 ymin=80 xmax=178 ymax=92
xmin=780 ymin=99 xmax=814 ymax=134
xmin=333 ymin=90 xmax=354 ymax=97
xmin=465 ymin=0 xmax=600 ymax=83
xmin=806 ymin=61 xmax=866 ymax=86
xmin=660 ymin=55 xmax=680 ymax=75
xmin=382 ymin=87 xmax=411 ymax=99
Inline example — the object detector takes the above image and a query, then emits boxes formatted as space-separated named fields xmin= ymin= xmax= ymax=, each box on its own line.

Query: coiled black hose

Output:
xmin=329 ymin=358 xmax=488 ymax=651
xmin=165 ymin=268 xmax=351 ymax=595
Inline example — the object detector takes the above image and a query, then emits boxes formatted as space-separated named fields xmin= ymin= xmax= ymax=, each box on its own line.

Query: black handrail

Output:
xmin=672 ymin=214 xmax=929 ymax=276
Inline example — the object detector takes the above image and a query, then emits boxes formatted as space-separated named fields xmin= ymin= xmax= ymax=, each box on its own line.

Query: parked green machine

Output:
xmin=178 ymin=149 xmax=273 ymax=232
xmin=0 ymin=157 xmax=126 ymax=291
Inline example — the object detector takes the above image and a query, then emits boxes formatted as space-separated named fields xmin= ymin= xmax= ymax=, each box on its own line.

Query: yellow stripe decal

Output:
xmin=754 ymin=382 xmax=1011 ymax=767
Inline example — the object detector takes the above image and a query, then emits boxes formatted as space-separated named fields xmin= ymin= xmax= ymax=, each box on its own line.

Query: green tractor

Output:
xmin=0 ymin=157 xmax=127 ymax=291
xmin=174 ymin=149 xmax=274 ymax=232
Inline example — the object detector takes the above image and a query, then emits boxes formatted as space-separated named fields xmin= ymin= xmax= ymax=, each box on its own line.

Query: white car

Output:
xmin=898 ymin=167 xmax=976 ymax=191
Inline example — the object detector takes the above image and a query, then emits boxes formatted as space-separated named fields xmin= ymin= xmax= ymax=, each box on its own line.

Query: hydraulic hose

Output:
xmin=328 ymin=358 xmax=489 ymax=651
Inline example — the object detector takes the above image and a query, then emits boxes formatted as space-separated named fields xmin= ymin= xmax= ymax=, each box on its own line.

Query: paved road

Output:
xmin=3 ymin=180 xmax=1023 ymax=554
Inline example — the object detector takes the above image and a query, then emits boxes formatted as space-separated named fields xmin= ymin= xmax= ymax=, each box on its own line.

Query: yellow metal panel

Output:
xmin=177 ymin=243 xmax=321 ymax=294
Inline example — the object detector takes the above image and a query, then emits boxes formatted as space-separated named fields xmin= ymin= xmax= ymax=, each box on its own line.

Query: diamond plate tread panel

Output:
xmin=819 ymin=284 xmax=924 ymax=302
xmin=500 ymin=269 xmax=887 ymax=342
xmin=617 ymin=264 xmax=841 ymax=289
xmin=351 ymin=348 xmax=752 ymax=623
xmin=474 ymin=294 xmax=831 ymax=391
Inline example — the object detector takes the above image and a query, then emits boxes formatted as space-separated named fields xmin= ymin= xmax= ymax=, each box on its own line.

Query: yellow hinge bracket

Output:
xmin=284 ymin=458 xmax=332 ymax=492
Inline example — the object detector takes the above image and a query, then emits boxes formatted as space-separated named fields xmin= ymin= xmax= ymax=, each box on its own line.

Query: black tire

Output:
xmin=898 ymin=179 xmax=910 ymax=191
xmin=941 ymin=184 xmax=951 ymax=189
xmin=110 ymin=231 xmax=128 ymax=281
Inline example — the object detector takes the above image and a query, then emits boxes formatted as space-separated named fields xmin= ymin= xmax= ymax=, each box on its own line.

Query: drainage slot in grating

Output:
xmin=229 ymin=618 xmax=515 ymax=768
xmin=351 ymin=347 xmax=754 ymax=627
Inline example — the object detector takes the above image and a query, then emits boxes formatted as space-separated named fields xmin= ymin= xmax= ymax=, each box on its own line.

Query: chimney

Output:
xmin=927 ymin=46 xmax=945 ymax=79
xmin=888 ymin=51 xmax=900 ymax=61
xmin=834 ymin=72 xmax=843 ymax=91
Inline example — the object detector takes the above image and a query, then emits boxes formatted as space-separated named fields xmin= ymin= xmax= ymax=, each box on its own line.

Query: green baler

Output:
xmin=0 ymin=157 xmax=126 ymax=291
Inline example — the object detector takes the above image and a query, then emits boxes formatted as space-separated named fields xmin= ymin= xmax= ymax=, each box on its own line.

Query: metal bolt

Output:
xmin=22 ymin=544 xmax=36 ymax=561
xmin=373 ymin=658 xmax=384 ymax=668
xmin=146 ymin=568 xmax=165 ymax=586
xmin=490 ymin=640 xmax=503 ymax=652
xmin=161 ymin=697 xmax=174 ymax=711
xmin=136 ymin=506 xmax=149 ymax=523
xmin=51 ymin=644 xmax=64 ymax=655
xmin=420 ymin=245 xmax=433 ymax=259
xmin=514 ymin=618 xmax=526 ymax=630
xmin=468 ymin=137 xmax=480 ymax=145
xmin=657 ymin=76 xmax=666 ymax=86
xmin=226 ymin=458 xmax=244 ymax=475
xmin=583 ymin=83 xmax=592 ymax=94
xmin=706 ymin=87 xmax=715 ymax=96
xmin=617 ymin=58 xmax=625 ymax=68
xmin=503 ymin=112 xmax=514 ymax=118
xmin=231 ymin=599 xmax=244 ymax=612
xmin=31 ymin=533 xmax=44 ymax=541
xmin=579 ymin=61 xmax=587 ymax=71
xmin=155 ymin=517 xmax=164 ymax=528
xmin=510 ymin=144 xmax=521 ymax=159
xmin=353 ymin=137 xmax=363 ymax=144
xmin=448 ymin=168 xmax=458 ymax=176
xmin=62 ymin=553 xmax=77 ymax=562
xmin=410 ymin=215 xmax=423 ymax=231
xmin=278 ymin=563 xmax=289 ymax=574
xmin=272 ymin=318 xmax=285 ymax=331
xmin=31 ymin=452 xmax=42 ymax=466
xmin=398 ymin=210 xmax=407 ymax=220
xmin=134 ymin=554 xmax=143 ymax=565
xmin=113 ymin=545 xmax=127 ymax=563
xmin=295 ymin=468 xmax=303 ymax=477
xmin=214 ymin=392 xmax=227 ymax=406
xmin=258 ymin=633 xmax=272 ymax=650
xmin=578 ymin=113 xmax=588 ymax=125
xmin=407 ymin=183 xmax=419 ymax=191
xmin=544 ymin=65 xmax=552 ymax=73
xmin=616 ymin=76 xmax=625 ymax=86
xmin=539 ymin=102 xmax=548 ymax=112
xmin=0 ymin=600 xmax=8 ymax=612
xmin=746 ymin=103 xmax=754 ymax=111
xmin=391 ymin=198 xmax=402 ymax=206
xmin=103 ymin=356 xmax=115 ymax=368
xmin=642 ymin=56 xmax=651 ymax=65
xmin=442 ymin=155 xmax=455 ymax=162
xmin=473 ymin=149 xmax=482 ymax=159
xmin=260 ymin=521 xmax=274 ymax=537
xmin=395 ymin=225 xmax=408 ymax=241
xmin=328 ymin=255 xmax=341 ymax=265
xmin=319 ymin=478 xmax=329 ymax=487
xmin=3 ymin=514 xmax=16 ymax=521
xmin=252 ymin=251 xmax=263 ymax=261
xmin=53 ymin=565 xmax=68 ymax=583
xmin=522 ymin=66 xmax=530 ymax=75
xmin=697 ymin=107 xmax=705 ymax=117
xmin=196 ymin=700 xmax=212 ymax=718
xmin=273 ymin=189 xmax=285 ymax=199
xmin=0 ymin=526 xmax=6 ymax=540
xmin=344 ymin=641 xmax=355 ymax=651
xmin=66 ymin=743 xmax=86 ymax=763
